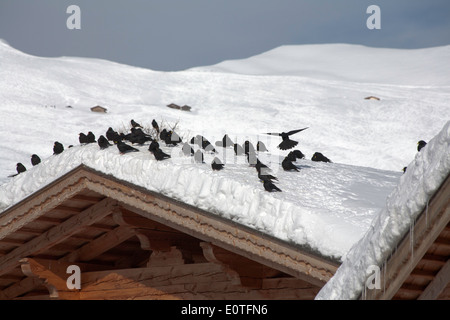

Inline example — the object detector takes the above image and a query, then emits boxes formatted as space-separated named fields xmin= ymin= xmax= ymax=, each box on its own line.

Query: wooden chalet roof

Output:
xmin=0 ymin=165 xmax=339 ymax=300
xmin=362 ymin=173 xmax=450 ymax=300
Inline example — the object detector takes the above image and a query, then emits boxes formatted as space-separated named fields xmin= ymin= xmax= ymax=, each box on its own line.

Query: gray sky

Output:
xmin=0 ymin=0 xmax=449 ymax=71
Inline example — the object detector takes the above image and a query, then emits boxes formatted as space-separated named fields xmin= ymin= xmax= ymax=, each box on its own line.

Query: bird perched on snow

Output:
xmin=282 ymin=157 xmax=300 ymax=172
xmin=79 ymin=133 xmax=89 ymax=144
xmin=117 ymin=141 xmax=139 ymax=154
xmin=243 ymin=141 xmax=256 ymax=155
xmin=131 ymin=119 xmax=142 ymax=128
xmin=265 ymin=127 xmax=308 ymax=150
xmin=311 ymin=152 xmax=331 ymax=163
xmin=98 ymin=135 xmax=112 ymax=149
xmin=234 ymin=143 xmax=245 ymax=156
xmin=152 ymin=119 xmax=160 ymax=134
xmin=211 ymin=157 xmax=224 ymax=171
xmin=149 ymin=140 xmax=160 ymax=153
xmin=256 ymin=141 xmax=268 ymax=152
xmin=8 ymin=163 xmax=27 ymax=177
xmin=258 ymin=171 xmax=278 ymax=182
xmin=53 ymin=141 xmax=64 ymax=155
xmin=151 ymin=148 xmax=171 ymax=161
xmin=417 ymin=140 xmax=427 ymax=152
xmin=31 ymin=154 xmax=41 ymax=166
xmin=87 ymin=131 xmax=96 ymax=143
xmin=218 ymin=134 xmax=234 ymax=148
xmin=106 ymin=127 xmax=120 ymax=142
xmin=262 ymin=179 xmax=282 ymax=192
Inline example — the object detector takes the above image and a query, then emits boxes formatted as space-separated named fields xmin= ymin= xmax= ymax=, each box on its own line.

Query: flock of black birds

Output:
xmin=7 ymin=119 xmax=428 ymax=193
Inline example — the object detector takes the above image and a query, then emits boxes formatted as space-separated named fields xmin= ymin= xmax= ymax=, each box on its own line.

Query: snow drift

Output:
xmin=316 ymin=120 xmax=450 ymax=299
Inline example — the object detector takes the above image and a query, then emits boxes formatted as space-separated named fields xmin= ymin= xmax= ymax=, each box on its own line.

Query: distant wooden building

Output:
xmin=167 ymin=103 xmax=191 ymax=112
xmin=90 ymin=106 xmax=108 ymax=113
xmin=0 ymin=165 xmax=338 ymax=300
xmin=364 ymin=96 xmax=381 ymax=101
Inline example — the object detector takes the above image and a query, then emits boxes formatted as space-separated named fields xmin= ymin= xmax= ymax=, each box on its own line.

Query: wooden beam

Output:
xmin=62 ymin=225 xmax=135 ymax=263
xmin=418 ymin=259 xmax=450 ymax=300
xmin=20 ymin=258 xmax=79 ymax=299
xmin=0 ymin=198 xmax=117 ymax=277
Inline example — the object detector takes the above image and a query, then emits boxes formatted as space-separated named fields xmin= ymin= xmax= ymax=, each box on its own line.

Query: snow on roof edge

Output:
xmin=316 ymin=120 xmax=450 ymax=300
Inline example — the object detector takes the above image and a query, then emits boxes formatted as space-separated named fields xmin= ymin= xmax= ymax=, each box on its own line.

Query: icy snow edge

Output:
xmin=316 ymin=120 xmax=450 ymax=300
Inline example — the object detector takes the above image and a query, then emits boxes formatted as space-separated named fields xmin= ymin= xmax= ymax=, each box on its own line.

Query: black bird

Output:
xmin=255 ymin=159 xmax=271 ymax=174
xmin=106 ymin=127 xmax=120 ymax=142
xmin=417 ymin=140 xmax=427 ymax=152
xmin=282 ymin=158 xmax=300 ymax=172
xmin=293 ymin=149 xmax=305 ymax=160
xmin=131 ymin=119 xmax=142 ymax=128
xmin=164 ymin=130 xmax=182 ymax=146
xmin=31 ymin=154 xmax=41 ymax=166
xmin=402 ymin=167 xmax=407 ymax=173
xmin=211 ymin=157 xmax=224 ymax=171
xmin=8 ymin=163 xmax=27 ymax=177
xmin=243 ymin=141 xmax=256 ymax=155
xmin=222 ymin=134 xmax=234 ymax=148
xmin=258 ymin=171 xmax=278 ymax=182
xmin=126 ymin=128 xmax=152 ymax=145
xmin=149 ymin=140 xmax=160 ymax=153
xmin=263 ymin=180 xmax=282 ymax=192
xmin=117 ymin=141 xmax=139 ymax=154
xmin=202 ymin=139 xmax=216 ymax=153
xmin=311 ymin=152 xmax=331 ymax=163
xmin=151 ymin=148 xmax=171 ymax=161
xmin=256 ymin=141 xmax=268 ymax=152
xmin=265 ymin=127 xmax=308 ymax=150
xmin=53 ymin=141 xmax=64 ymax=155
xmin=194 ymin=150 xmax=204 ymax=163
xmin=86 ymin=131 xmax=96 ymax=143
xmin=181 ymin=142 xmax=195 ymax=156
xmin=285 ymin=149 xmax=305 ymax=162
xmin=98 ymin=135 xmax=112 ymax=149
xmin=79 ymin=133 xmax=89 ymax=144
xmin=152 ymin=119 xmax=160 ymax=134
xmin=234 ymin=143 xmax=245 ymax=155
xmin=246 ymin=152 xmax=258 ymax=167
xmin=160 ymin=129 xmax=169 ymax=141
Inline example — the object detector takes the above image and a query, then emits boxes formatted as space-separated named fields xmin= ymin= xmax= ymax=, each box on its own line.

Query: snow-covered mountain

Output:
xmin=0 ymin=40 xmax=448 ymax=265
xmin=191 ymin=43 xmax=450 ymax=86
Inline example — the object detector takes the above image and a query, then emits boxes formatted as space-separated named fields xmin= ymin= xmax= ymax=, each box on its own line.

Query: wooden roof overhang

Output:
xmin=362 ymin=173 xmax=450 ymax=300
xmin=0 ymin=165 xmax=339 ymax=300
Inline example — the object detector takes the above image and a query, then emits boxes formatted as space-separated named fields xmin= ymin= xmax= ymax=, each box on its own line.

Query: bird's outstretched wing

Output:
xmin=287 ymin=127 xmax=308 ymax=136
xmin=265 ymin=132 xmax=282 ymax=136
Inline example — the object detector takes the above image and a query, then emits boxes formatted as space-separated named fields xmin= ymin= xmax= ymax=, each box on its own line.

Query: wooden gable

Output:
xmin=0 ymin=165 xmax=339 ymax=300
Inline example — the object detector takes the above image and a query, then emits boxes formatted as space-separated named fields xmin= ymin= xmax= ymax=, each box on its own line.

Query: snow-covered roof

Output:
xmin=316 ymin=120 xmax=450 ymax=299
xmin=0 ymin=127 xmax=401 ymax=263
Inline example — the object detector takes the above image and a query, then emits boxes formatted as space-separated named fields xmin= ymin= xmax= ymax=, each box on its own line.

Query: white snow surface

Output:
xmin=0 ymin=40 xmax=448 ymax=275
xmin=316 ymin=120 xmax=450 ymax=299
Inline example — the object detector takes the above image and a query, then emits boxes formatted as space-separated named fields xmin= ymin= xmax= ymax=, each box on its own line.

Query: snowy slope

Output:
xmin=192 ymin=44 xmax=450 ymax=86
xmin=316 ymin=120 xmax=450 ymax=299
xmin=0 ymin=40 xmax=448 ymax=263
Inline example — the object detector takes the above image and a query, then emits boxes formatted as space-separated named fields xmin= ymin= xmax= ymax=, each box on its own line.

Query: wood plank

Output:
xmin=0 ymin=198 xmax=117 ymax=277
xmin=62 ymin=225 xmax=135 ymax=263
xmin=418 ymin=259 xmax=450 ymax=300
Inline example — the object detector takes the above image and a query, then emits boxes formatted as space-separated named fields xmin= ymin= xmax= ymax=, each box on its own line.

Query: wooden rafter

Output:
xmin=0 ymin=197 xmax=118 ymax=278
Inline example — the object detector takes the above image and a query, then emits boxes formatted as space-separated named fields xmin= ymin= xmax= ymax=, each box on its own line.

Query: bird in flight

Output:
xmin=265 ymin=127 xmax=308 ymax=150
